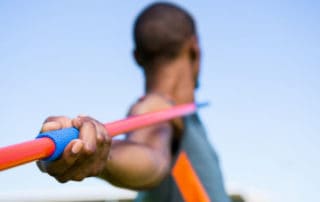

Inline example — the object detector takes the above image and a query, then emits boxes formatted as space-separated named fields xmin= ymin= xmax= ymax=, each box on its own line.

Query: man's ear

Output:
xmin=189 ymin=36 xmax=200 ymax=64
xmin=189 ymin=36 xmax=200 ymax=73
xmin=134 ymin=49 xmax=144 ymax=67
xmin=188 ymin=36 xmax=201 ymax=89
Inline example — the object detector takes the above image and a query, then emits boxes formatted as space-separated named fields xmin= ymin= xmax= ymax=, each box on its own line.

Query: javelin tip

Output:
xmin=195 ymin=101 xmax=210 ymax=109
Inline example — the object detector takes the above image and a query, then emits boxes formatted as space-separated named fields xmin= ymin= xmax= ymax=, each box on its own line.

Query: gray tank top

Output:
xmin=135 ymin=114 xmax=230 ymax=202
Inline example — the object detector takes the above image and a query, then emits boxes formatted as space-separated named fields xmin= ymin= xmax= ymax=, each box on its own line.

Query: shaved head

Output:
xmin=134 ymin=2 xmax=197 ymax=66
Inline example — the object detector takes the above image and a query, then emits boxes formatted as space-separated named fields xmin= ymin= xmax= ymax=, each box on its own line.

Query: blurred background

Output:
xmin=0 ymin=1 xmax=319 ymax=201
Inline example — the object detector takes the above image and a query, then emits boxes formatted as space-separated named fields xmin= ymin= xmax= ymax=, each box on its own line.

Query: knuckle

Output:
xmin=98 ymin=129 xmax=109 ymax=144
xmin=97 ymin=134 xmax=105 ymax=144
xmin=84 ymin=145 xmax=96 ymax=155
xmin=56 ymin=176 xmax=68 ymax=183
xmin=73 ymin=174 xmax=85 ymax=181
xmin=44 ymin=116 xmax=67 ymax=123
xmin=44 ymin=116 xmax=57 ymax=123
xmin=102 ymin=130 xmax=111 ymax=143
xmin=104 ymin=135 xmax=112 ymax=145
xmin=78 ymin=115 xmax=94 ymax=122
xmin=47 ymin=169 xmax=59 ymax=177
xmin=82 ymin=120 xmax=96 ymax=130
xmin=90 ymin=168 xmax=99 ymax=177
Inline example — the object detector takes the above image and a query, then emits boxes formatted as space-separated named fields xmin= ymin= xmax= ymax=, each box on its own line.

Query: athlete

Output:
xmin=37 ymin=2 xmax=230 ymax=202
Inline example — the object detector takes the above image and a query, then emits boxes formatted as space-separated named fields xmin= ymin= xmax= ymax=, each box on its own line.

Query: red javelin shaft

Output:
xmin=0 ymin=103 xmax=205 ymax=171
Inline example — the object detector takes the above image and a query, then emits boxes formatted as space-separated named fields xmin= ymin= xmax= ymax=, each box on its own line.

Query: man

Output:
xmin=38 ymin=2 xmax=230 ymax=202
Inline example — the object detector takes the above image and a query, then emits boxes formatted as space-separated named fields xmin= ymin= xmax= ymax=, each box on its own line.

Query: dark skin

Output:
xmin=37 ymin=36 xmax=200 ymax=189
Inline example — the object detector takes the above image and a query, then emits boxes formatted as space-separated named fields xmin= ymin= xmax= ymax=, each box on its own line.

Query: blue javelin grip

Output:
xmin=36 ymin=127 xmax=79 ymax=161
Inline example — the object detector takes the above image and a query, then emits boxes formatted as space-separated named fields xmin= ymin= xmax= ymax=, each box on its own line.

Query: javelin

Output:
xmin=0 ymin=102 xmax=208 ymax=171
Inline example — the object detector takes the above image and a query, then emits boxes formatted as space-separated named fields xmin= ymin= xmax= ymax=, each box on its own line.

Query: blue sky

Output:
xmin=0 ymin=1 xmax=319 ymax=201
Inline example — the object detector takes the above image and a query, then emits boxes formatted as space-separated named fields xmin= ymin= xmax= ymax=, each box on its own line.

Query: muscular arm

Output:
xmin=101 ymin=95 xmax=175 ymax=189
xmin=100 ymin=122 xmax=172 ymax=189
xmin=37 ymin=94 xmax=176 ymax=190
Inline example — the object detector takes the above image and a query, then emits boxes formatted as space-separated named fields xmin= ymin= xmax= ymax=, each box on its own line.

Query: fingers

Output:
xmin=38 ymin=115 xmax=111 ymax=183
xmin=80 ymin=121 xmax=97 ymax=154
xmin=72 ymin=116 xmax=111 ymax=149
xmin=72 ymin=116 xmax=96 ymax=154
xmin=37 ymin=139 xmax=83 ymax=176
xmin=41 ymin=116 xmax=72 ymax=133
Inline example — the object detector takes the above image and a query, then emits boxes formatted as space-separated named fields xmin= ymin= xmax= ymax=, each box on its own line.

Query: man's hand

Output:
xmin=37 ymin=115 xmax=111 ymax=183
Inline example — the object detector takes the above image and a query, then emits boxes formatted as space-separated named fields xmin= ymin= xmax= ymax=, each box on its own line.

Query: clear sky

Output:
xmin=0 ymin=1 xmax=319 ymax=202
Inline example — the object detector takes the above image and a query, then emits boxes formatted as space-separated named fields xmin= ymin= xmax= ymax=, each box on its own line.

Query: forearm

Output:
xmin=98 ymin=139 xmax=170 ymax=189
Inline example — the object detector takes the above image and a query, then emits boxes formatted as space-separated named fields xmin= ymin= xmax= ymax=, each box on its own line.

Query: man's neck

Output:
xmin=144 ymin=57 xmax=195 ymax=104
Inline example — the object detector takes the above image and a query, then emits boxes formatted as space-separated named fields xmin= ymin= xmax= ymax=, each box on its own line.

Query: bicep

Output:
xmin=126 ymin=122 xmax=173 ymax=157
xmin=126 ymin=95 xmax=176 ymax=155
